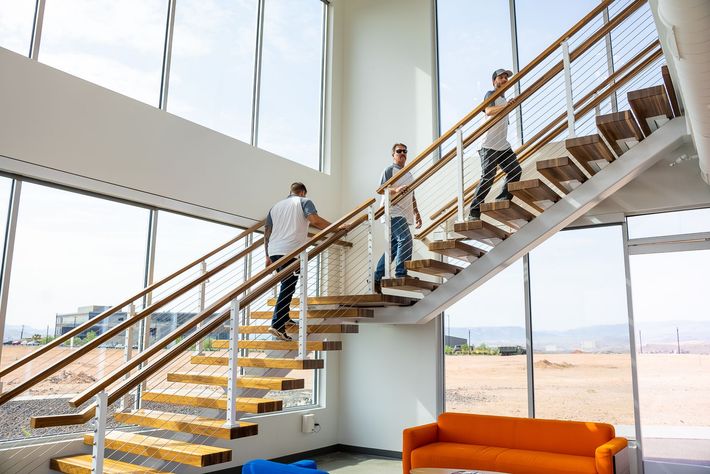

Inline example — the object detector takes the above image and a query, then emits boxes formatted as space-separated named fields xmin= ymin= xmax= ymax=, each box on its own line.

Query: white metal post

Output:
xmin=120 ymin=304 xmax=136 ymax=411
xmin=194 ymin=260 xmax=207 ymax=355
xmin=367 ymin=203 xmax=375 ymax=293
xmin=225 ymin=298 xmax=241 ymax=427
xmin=298 ymin=250 xmax=309 ymax=359
xmin=455 ymin=127 xmax=465 ymax=222
xmin=562 ymin=40 xmax=576 ymax=138
xmin=383 ymin=187 xmax=392 ymax=279
xmin=91 ymin=391 xmax=108 ymax=474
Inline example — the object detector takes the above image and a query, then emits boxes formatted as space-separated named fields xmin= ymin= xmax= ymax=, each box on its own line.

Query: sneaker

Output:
xmin=373 ymin=280 xmax=382 ymax=294
xmin=268 ymin=327 xmax=293 ymax=341
xmin=467 ymin=209 xmax=481 ymax=221
xmin=496 ymin=193 xmax=513 ymax=201
xmin=284 ymin=319 xmax=299 ymax=330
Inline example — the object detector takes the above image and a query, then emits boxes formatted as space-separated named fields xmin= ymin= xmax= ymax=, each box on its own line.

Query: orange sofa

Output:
xmin=403 ymin=413 xmax=629 ymax=474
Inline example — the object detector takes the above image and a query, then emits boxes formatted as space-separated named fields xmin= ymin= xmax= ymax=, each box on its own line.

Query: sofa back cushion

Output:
xmin=437 ymin=412 xmax=615 ymax=457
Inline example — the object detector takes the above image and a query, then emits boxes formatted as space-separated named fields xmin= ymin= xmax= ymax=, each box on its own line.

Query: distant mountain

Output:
xmin=450 ymin=320 xmax=710 ymax=353
xmin=3 ymin=324 xmax=46 ymax=342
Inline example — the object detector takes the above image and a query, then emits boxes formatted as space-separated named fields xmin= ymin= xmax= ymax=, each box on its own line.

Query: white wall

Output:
xmin=0 ymin=47 xmax=341 ymax=225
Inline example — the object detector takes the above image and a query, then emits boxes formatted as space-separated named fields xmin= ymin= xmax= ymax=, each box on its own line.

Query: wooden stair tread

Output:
xmin=167 ymin=372 xmax=306 ymax=390
xmin=114 ymin=409 xmax=257 ymax=440
xmin=627 ymin=85 xmax=673 ymax=136
xmin=249 ymin=308 xmax=374 ymax=319
xmin=661 ymin=65 xmax=681 ymax=117
xmin=596 ymin=110 xmax=645 ymax=155
xmin=211 ymin=339 xmax=342 ymax=351
xmin=84 ymin=431 xmax=231 ymax=468
xmin=452 ymin=219 xmax=510 ymax=242
xmin=191 ymin=355 xmax=324 ymax=369
xmin=565 ymin=134 xmax=616 ymax=176
xmin=428 ymin=239 xmax=486 ymax=260
xmin=142 ymin=389 xmax=282 ymax=413
xmin=480 ymin=200 xmax=535 ymax=229
xmin=50 ymin=454 xmax=170 ymax=474
xmin=381 ymin=277 xmax=438 ymax=293
xmin=405 ymin=259 xmax=463 ymax=278
xmin=507 ymin=179 xmax=560 ymax=213
xmin=239 ymin=324 xmax=359 ymax=335
xmin=267 ymin=294 xmax=414 ymax=307
xmin=536 ymin=156 xmax=587 ymax=194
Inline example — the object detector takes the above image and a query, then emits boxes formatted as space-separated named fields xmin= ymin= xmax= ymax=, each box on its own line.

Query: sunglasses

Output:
xmin=394 ymin=149 xmax=408 ymax=155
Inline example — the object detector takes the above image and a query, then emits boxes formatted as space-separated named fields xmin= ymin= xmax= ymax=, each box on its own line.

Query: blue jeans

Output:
xmin=269 ymin=255 xmax=298 ymax=331
xmin=374 ymin=216 xmax=412 ymax=282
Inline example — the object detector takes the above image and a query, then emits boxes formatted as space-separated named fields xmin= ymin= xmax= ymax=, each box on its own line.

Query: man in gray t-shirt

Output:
xmin=468 ymin=69 xmax=523 ymax=221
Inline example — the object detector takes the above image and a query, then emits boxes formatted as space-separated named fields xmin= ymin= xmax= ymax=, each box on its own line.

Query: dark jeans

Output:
xmin=269 ymin=255 xmax=298 ymax=331
xmin=373 ymin=216 xmax=412 ymax=283
xmin=469 ymin=147 xmax=522 ymax=214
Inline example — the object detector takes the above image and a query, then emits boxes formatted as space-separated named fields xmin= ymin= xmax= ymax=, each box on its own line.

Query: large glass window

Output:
xmin=38 ymin=0 xmax=168 ymax=106
xmin=436 ymin=0 xmax=513 ymax=133
xmin=444 ymin=260 xmax=528 ymax=417
xmin=529 ymin=226 xmax=634 ymax=431
xmin=257 ymin=0 xmax=324 ymax=170
xmin=168 ymin=0 xmax=258 ymax=142
xmin=0 ymin=0 xmax=36 ymax=55
xmin=628 ymin=208 xmax=710 ymax=240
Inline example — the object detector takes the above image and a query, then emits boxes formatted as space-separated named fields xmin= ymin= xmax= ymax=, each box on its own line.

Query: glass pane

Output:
xmin=0 ymin=178 xmax=12 ymax=343
xmin=628 ymin=208 xmax=710 ymax=240
xmin=258 ymin=0 xmax=323 ymax=170
xmin=0 ymin=0 xmax=35 ymax=55
xmin=168 ymin=0 xmax=258 ymax=142
xmin=39 ymin=0 xmax=167 ymax=106
xmin=530 ymin=226 xmax=634 ymax=433
xmin=444 ymin=260 xmax=528 ymax=417
xmin=437 ymin=0 xmax=512 ymax=132
xmin=630 ymin=249 xmax=710 ymax=463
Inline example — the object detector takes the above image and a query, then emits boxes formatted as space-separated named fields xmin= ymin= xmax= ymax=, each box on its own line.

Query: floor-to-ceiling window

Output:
xmin=627 ymin=209 xmax=710 ymax=464
xmin=0 ymin=0 xmax=36 ymax=55
xmin=529 ymin=226 xmax=634 ymax=433
xmin=444 ymin=260 xmax=528 ymax=417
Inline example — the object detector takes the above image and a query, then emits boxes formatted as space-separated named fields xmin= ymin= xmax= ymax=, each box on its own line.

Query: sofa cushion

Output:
xmin=495 ymin=447 xmax=597 ymax=474
xmin=411 ymin=442 xmax=507 ymax=472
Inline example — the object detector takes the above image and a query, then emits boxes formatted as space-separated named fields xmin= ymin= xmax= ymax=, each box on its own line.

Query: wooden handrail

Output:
xmin=0 ymin=237 xmax=263 ymax=406
xmin=427 ymin=39 xmax=661 ymax=222
xmin=379 ymin=0 xmax=647 ymax=221
xmin=376 ymin=0 xmax=619 ymax=195
xmin=66 ymin=200 xmax=375 ymax=409
xmin=415 ymin=44 xmax=663 ymax=238
xmin=0 ymin=219 xmax=264 ymax=380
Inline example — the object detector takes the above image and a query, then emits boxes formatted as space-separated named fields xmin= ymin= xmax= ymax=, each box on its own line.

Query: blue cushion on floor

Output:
xmin=242 ymin=459 xmax=328 ymax=474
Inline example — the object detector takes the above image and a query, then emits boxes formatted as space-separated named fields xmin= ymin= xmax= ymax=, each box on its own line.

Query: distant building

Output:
xmin=444 ymin=335 xmax=467 ymax=347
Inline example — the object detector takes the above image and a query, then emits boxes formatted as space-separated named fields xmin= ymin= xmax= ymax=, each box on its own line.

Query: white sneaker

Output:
xmin=268 ymin=327 xmax=292 ymax=341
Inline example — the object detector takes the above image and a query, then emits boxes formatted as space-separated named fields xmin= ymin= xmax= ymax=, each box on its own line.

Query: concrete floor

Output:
xmin=312 ymin=451 xmax=402 ymax=474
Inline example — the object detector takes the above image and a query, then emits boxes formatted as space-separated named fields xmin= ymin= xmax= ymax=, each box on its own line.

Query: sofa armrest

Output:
xmin=595 ymin=437 xmax=629 ymax=474
xmin=402 ymin=422 xmax=439 ymax=474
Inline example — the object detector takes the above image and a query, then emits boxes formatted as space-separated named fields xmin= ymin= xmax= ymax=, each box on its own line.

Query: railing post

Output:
xmin=383 ymin=187 xmax=392 ymax=279
xmin=561 ymin=39 xmax=576 ymax=138
xmin=298 ymin=250 xmax=309 ymax=359
xmin=367 ymin=203 xmax=375 ymax=293
xmin=225 ymin=298 xmax=241 ymax=427
xmin=91 ymin=390 xmax=108 ymax=474
xmin=455 ymin=127 xmax=465 ymax=222
xmin=120 ymin=303 xmax=136 ymax=411
xmin=194 ymin=260 xmax=207 ymax=355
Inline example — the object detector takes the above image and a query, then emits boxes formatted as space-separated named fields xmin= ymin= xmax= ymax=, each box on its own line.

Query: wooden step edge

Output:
xmin=84 ymin=432 xmax=232 ymax=468
xmin=381 ymin=277 xmax=438 ymax=292
xmin=210 ymin=339 xmax=343 ymax=351
xmin=114 ymin=409 xmax=257 ymax=440
xmin=50 ymin=454 xmax=171 ymax=474
xmin=452 ymin=219 xmax=511 ymax=240
xmin=248 ymin=309 xmax=374 ymax=319
xmin=141 ymin=391 xmax=283 ymax=413
xmin=167 ymin=372 xmax=306 ymax=391
xmin=238 ymin=324 xmax=360 ymax=335
xmin=191 ymin=355 xmax=325 ymax=369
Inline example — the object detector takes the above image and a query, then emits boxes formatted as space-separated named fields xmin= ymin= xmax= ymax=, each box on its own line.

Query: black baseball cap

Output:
xmin=492 ymin=68 xmax=513 ymax=81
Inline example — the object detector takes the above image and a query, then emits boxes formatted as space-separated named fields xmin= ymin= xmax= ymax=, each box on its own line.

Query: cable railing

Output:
xmin=0 ymin=0 xmax=676 ymax=471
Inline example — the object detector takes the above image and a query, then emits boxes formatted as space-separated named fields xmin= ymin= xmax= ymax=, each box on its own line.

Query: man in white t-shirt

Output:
xmin=468 ymin=68 xmax=523 ymax=221
xmin=264 ymin=182 xmax=334 ymax=341
xmin=373 ymin=143 xmax=422 ymax=293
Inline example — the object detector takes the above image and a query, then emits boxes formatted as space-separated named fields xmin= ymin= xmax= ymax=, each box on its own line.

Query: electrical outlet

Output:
xmin=302 ymin=413 xmax=315 ymax=433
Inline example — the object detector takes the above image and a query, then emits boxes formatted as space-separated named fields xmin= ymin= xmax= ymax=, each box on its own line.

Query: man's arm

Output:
xmin=485 ymin=96 xmax=518 ymax=116
xmin=412 ymin=193 xmax=422 ymax=229
xmin=264 ymin=224 xmax=272 ymax=267
xmin=307 ymin=213 xmax=332 ymax=230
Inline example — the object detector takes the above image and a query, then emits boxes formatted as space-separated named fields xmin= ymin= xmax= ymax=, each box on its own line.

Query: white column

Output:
xmin=91 ymin=391 xmax=108 ymax=474
xmin=562 ymin=40 xmax=576 ymax=138
xmin=383 ymin=187 xmax=392 ymax=279
xmin=225 ymin=298 xmax=241 ymax=427
xmin=367 ymin=203 xmax=375 ymax=292
xmin=298 ymin=250 xmax=309 ymax=359
xmin=455 ymin=127 xmax=465 ymax=222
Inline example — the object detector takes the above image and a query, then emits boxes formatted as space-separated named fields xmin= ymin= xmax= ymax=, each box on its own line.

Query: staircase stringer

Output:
xmin=370 ymin=117 xmax=688 ymax=325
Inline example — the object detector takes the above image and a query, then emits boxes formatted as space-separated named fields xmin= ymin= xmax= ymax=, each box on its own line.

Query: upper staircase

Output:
xmin=0 ymin=0 xmax=690 ymax=472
